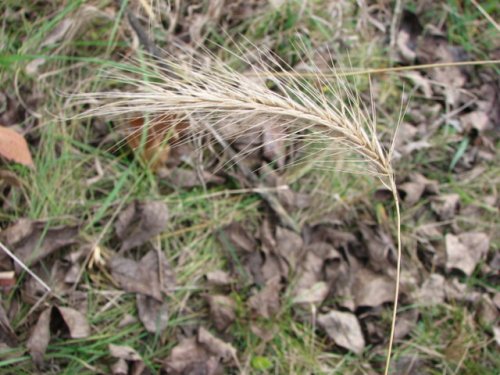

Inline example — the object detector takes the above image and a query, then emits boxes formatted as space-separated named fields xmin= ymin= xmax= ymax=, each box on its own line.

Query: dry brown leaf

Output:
xmin=109 ymin=344 xmax=142 ymax=361
xmin=27 ymin=305 xmax=90 ymax=366
xmin=164 ymin=337 xmax=221 ymax=375
xmin=205 ymin=270 xmax=235 ymax=286
xmin=318 ymin=310 xmax=365 ymax=354
xmin=292 ymin=242 xmax=340 ymax=306
xmin=207 ymin=295 xmax=236 ymax=331
xmin=163 ymin=327 xmax=236 ymax=375
xmin=360 ymin=225 xmax=395 ymax=272
xmin=274 ymin=227 xmax=303 ymax=272
xmin=197 ymin=327 xmax=237 ymax=363
xmin=127 ymin=115 xmax=188 ymax=171
xmin=476 ymin=295 xmax=498 ymax=327
xmin=0 ymin=219 xmax=78 ymax=271
xmin=0 ymin=126 xmax=34 ymax=168
xmin=417 ymin=35 xmax=468 ymax=106
xmin=53 ymin=306 xmax=90 ymax=338
xmin=115 ymin=200 xmax=169 ymax=252
xmin=111 ymin=250 xmax=173 ymax=332
xmin=394 ymin=310 xmax=419 ymax=341
xmin=353 ymin=268 xmax=395 ymax=308
xmin=139 ymin=249 xmax=176 ymax=294
xmin=292 ymin=281 xmax=329 ymax=305
xmin=109 ymin=255 xmax=161 ymax=300
xmin=109 ymin=344 xmax=145 ymax=375
xmin=416 ymin=273 xmax=445 ymax=306
xmin=445 ymin=232 xmax=489 ymax=276
xmin=399 ymin=173 xmax=439 ymax=205
xmin=247 ymin=276 xmax=282 ymax=319
xmin=444 ymin=278 xmax=480 ymax=304
xmin=221 ymin=222 xmax=256 ymax=253
xmin=111 ymin=358 xmax=128 ymax=375
xmin=396 ymin=10 xmax=422 ymax=62
xmin=461 ymin=111 xmax=490 ymax=133
xmin=431 ymin=194 xmax=460 ymax=221
xmin=136 ymin=294 xmax=169 ymax=333
xmin=27 ymin=308 xmax=51 ymax=366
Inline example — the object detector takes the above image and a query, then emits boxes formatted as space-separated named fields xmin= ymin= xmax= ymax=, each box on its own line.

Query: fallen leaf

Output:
xmin=127 ymin=115 xmax=188 ymax=171
xmin=399 ymin=173 xmax=439 ymax=205
xmin=109 ymin=344 xmax=145 ymax=375
xmin=396 ymin=10 xmax=422 ymax=62
xmin=445 ymin=232 xmax=489 ymax=276
xmin=221 ymin=222 xmax=256 ymax=253
xmin=431 ymin=194 xmax=460 ymax=221
xmin=52 ymin=306 xmax=90 ymax=338
xmin=353 ymin=268 xmax=395 ymax=308
xmin=118 ymin=314 xmax=137 ymax=328
xmin=461 ymin=111 xmax=491 ymax=133
xmin=417 ymin=35 xmax=468 ymax=106
xmin=109 ymin=255 xmax=162 ymax=300
xmin=26 ymin=308 xmax=51 ymax=366
xmin=398 ymin=140 xmax=431 ymax=156
xmin=111 ymin=358 xmax=128 ymax=375
xmin=248 ymin=276 xmax=282 ymax=319
xmin=207 ymin=295 xmax=236 ymax=331
xmin=416 ymin=273 xmax=445 ymax=306
xmin=318 ymin=310 xmax=365 ymax=354
xmin=394 ymin=310 xmax=419 ymax=341
xmin=274 ymin=227 xmax=303 ymax=273
xmin=27 ymin=305 xmax=91 ymax=366
xmin=197 ymin=327 xmax=237 ymax=363
xmin=115 ymin=200 xmax=169 ymax=252
xmin=139 ymin=249 xmax=176 ymax=294
xmin=292 ymin=281 xmax=329 ymax=305
xmin=205 ymin=270 xmax=235 ymax=286
xmin=163 ymin=327 xmax=237 ymax=375
xmin=164 ymin=337 xmax=221 ymax=375
xmin=109 ymin=344 xmax=142 ymax=361
xmin=476 ymin=295 xmax=497 ymax=327
xmin=0 ymin=219 xmax=78 ymax=271
xmin=0 ymin=126 xmax=34 ymax=168
xmin=109 ymin=250 xmax=175 ymax=302
xmin=444 ymin=278 xmax=480 ymax=304
xmin=293 ymin=242 xmax=340 ymax=306
xmin=136 ymin=294 xmax=169 ymax=333
xmin=360 ymin=225 xmax=395 ymax=272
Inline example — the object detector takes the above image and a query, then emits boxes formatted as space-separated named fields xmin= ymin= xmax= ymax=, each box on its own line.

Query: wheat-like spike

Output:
xmin=75 ymin=46 xmax=401 ymax=374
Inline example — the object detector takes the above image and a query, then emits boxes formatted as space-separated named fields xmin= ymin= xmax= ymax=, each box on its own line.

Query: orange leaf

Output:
xmin=0 ymin=125 xmax=34 ymax=168
xmin=127 ymin=115 xmax=189 ymax=171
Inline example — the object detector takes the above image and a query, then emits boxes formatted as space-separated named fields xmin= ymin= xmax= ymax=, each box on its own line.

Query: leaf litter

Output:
xmin=1 ymin=2 xmax=499 ymax=374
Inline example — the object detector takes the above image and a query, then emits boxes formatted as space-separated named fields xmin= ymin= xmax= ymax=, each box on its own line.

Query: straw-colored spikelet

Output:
xmin=77 ymin=47 xmax=402 ymax=374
